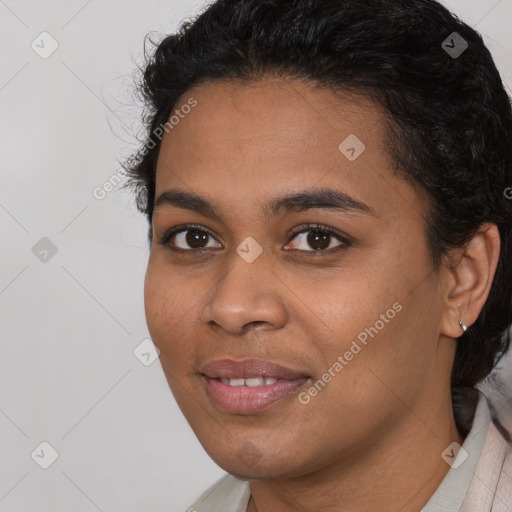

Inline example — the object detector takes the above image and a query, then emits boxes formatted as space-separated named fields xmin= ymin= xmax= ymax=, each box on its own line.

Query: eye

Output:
xmin=158 ymin=223 xmax=352 ymax=254
xmin=284 ymin=224 xmax=351 ymax=252
xmin=159 ymin=224 xmax=222 ymax=251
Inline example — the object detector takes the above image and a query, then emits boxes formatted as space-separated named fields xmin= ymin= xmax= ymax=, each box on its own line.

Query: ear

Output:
xmin=440 ymin=223 xmax=501 ymax=339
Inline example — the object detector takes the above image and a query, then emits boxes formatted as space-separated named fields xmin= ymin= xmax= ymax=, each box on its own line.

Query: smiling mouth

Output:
xmin=200 ymin=358 xmax=311 ymax=414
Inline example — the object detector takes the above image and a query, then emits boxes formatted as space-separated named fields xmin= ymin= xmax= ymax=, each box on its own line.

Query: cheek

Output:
xmin=143 ymin=257 xmax=187 ymax=356
xmin=144 ymin=258 xmax=168 ymax=334
xmin=143 ymin=254 xmax=213 ymax=376
xmin=313 ymin=248 xmax=435 ymax=384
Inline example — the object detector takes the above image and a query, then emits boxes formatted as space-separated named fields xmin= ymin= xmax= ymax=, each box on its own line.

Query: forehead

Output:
xmin=159 ymin=77 xmax=384 ymax=158
xmin=154 ymin=77 xmax=425 ymax=224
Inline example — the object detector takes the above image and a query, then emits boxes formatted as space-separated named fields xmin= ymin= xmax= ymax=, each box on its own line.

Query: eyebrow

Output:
xmin=153 ymin=188 xmax=377 ymax=220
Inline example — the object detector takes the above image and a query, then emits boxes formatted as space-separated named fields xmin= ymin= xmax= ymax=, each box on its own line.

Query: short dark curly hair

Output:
xmin=124 ymin=0 xmax=512 ymax=393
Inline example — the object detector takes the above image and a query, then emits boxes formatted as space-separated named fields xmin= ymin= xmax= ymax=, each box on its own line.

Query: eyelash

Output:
xmin=157 ymin=223 xmax=352 ymax=255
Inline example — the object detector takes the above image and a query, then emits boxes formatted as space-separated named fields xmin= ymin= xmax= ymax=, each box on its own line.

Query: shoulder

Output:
xmin=493 ymin=423 xmax=512 ymax=510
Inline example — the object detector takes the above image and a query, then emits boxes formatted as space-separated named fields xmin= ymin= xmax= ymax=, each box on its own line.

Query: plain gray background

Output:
xmin=1 ymin=1 xmax=511 ymax=510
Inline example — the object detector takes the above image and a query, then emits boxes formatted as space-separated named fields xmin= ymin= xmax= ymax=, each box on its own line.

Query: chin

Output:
xmin=227 ymin=470 xmax=262 ymax=481
xmin=209 ymin=448 xmax=311 ymax=481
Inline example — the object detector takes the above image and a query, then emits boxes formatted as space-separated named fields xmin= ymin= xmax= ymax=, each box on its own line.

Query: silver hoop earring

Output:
xmin=459 ymin=320 xmax=467 ymax=334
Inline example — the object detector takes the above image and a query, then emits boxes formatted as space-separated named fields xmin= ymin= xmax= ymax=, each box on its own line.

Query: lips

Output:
xmin=200 ymin=358 xmax=311 ymax=414
xmin=200 ymin=358 xmax=310 ymax=380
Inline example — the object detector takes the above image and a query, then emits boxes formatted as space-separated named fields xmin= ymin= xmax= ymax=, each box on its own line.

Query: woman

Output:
xmin=125 ymin=0 xmax=512 ymax=510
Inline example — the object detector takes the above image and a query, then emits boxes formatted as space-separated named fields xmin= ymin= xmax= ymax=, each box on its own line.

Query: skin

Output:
xmin=145 ymin=77 xmax=500 ymax=512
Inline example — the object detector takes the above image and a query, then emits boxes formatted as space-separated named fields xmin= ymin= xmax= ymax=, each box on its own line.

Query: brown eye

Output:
xmin=288 ymin=229 xmax=343 ymax=251
xmin=183 ymin=229 xmax=210 ymax=249
xmin=286 ymin=227 xmax=348 ymax=252
xmin=161 ymin=225 xmax=222 ymax=250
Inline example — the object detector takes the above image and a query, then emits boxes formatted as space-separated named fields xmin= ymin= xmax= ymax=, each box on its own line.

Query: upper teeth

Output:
xmin=220 ymin=377 xmax=278 ymax=387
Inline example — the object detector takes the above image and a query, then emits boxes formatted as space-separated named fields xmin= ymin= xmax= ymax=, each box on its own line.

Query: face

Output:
xmin=145 ymin=77 xmax=454 ymax=480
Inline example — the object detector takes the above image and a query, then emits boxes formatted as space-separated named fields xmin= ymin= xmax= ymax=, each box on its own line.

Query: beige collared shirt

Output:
xmin=187 ymin=390 xmax=512 ymax=511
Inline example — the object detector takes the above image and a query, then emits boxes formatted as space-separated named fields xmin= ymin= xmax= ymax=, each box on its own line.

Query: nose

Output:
xmin=199 ymin=249 xmax=288 ymax=335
